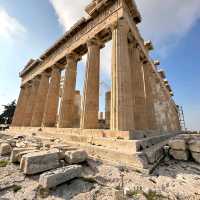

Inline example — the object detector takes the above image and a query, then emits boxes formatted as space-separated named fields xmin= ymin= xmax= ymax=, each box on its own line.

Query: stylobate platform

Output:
xmin=7 ymin=127 xmax=181 ymax=173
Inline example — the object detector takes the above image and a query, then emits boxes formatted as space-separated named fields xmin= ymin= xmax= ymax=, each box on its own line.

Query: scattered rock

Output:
xmin=0 ymin=143 xmax=12 ymax=156
xmin=16 ymin=141 xmax=26 ymax=148
xmin=6 ymin=139 xmax=16 ymax=147
xmin=169 ymin=139 xmax=186 ymax=151
xmin=113 ymin=189 xmax=124 ymax=200
xmin=191 ymin=152 xmax=200 ymax=164
xmin=20 ymin=150 xmax=60 ymax=175
xmin=189 ymin=140 xmax=200 ymax=153
xmin=39 ymin=165 xmax=82 ymax=189
xmin=169 ymin=149 xmax=189 ymax=161
xmin=65 ymin=149 xmax=88 ymax=164
xmin=10 ymin=147 xmax=37 ymax=163
xmin=16 ymin=149 xmax=39 ymax=162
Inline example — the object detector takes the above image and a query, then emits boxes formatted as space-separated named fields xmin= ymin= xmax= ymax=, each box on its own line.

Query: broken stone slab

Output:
xmin=6 ymin=139 xmax=17 ymax=147
xmin=20 ymin=150 xmax=60 ymax=175
xmin=191 ymin=152 xmax=200 ymax=164
xmin=16 ymin=149 xmax=39 ymax=162
xmin=189 ymin=140 xmax=200 ymax=153
xmin=16 ymin=141 xmax=27 ymax=148
xmin=65 ymin=149 xmax=88 ymax=164
xmin=169 ymin=149 xmax=189 ymax=161
xmin=168 ymin=139 xmax=186 ymax=151
xmin=39 ymin=165 xmax=82 ymax=189
xmin=13 ymin=135 xmax=25 ymax=140
xmin=0 ymin=143 xmax=12 ymax=156
xmin=10 ymin=147 xmax=38 ymax=163
xmin=51 ymin=144 xmax=76 ymax=151
xmin=51 ymin=145 xmax=78 ymax=159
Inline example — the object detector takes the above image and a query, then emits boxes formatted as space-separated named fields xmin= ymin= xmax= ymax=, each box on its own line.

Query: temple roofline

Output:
xmin=20 ymin=0 xmax=141 ymax=77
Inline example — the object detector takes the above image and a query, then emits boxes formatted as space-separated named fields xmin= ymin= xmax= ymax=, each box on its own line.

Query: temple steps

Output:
xmin=7 ymin=127 xmax=181 ymax=173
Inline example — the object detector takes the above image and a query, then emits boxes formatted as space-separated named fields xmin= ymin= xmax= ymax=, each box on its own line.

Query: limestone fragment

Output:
xmin=189 ymin=140 xmax=200 ymax=153
xmin=0 ymin=143 xmax=12 ymax=156
xmin=191 ymin=152 xmax=200 ymax=164
xmin=168 ymin=139 xmax=186 ymax=151
xmin=20 ymin=150 xmax=60 ymax=175
xmin=169 ymin=149 xmax=189 ymax=161
xmin=65 ymin=149 xmax=88 ymax=164
xmin=16 ymin=149 xmax=39 ymax=162
xmin=39 ymin=165 xmax=82 ymax=189
xmin=6 ymin=139 xmax=17 ymax=147
xmin=10 ymin=147 xmax=37 ymax=163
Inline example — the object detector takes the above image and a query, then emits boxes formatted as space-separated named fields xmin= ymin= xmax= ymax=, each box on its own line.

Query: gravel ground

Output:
xmin=0 ymin=155 xmax=200 ymax=200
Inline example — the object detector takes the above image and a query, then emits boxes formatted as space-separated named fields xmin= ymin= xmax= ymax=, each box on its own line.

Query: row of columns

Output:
xmin=12 ymin=18 xmax=180 ymax=131
xmin=12 ymin=40 xmax=101 ymax=129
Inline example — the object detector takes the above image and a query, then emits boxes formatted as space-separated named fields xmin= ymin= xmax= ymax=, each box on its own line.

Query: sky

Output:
xmin=0 ymin=0 xmax=200 ymax=131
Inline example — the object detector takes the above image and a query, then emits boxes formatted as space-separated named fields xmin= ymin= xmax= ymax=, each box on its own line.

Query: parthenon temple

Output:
xmin=10 ymin=0 xmax=182 ymax=170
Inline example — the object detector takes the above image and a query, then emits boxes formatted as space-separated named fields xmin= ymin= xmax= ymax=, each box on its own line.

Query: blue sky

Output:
xmin=0 ymin=0 xmax=200 ymax=131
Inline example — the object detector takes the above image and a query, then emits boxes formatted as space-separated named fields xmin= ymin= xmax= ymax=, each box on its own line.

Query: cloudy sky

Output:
xmin=0 ymin=0 xmax=200 ymax=130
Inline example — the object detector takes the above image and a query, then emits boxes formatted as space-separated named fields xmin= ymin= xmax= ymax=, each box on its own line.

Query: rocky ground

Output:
xmin=0 ymin=132 xmax=200 ymax=200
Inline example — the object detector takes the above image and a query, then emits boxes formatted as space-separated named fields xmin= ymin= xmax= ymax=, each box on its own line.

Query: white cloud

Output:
xmin=50 ymin=0 xmax=200 ymax=72
xmin=49 ymin=0 xmax=112 ymax=81
xmin=135 ymin=0 xmax=200 ymax=55
xmin=0 ymin=7 xmax=26 ymax=41
xmin=49 ymin=0 xmax=90 ymax=31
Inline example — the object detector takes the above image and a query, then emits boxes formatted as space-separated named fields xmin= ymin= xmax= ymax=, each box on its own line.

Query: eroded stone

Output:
xmin=65 ymin=149 xmax=88 ymax=164
xmin=39 ymin=165 xmax=82 ymax=189
xmin=168 ymin=139 xmax=186 ymax=151
xmin=169 ymin=149 xmax=189 ymax=161
xmin=20 ymin=150 xmax=60 ymax=175
xmin=0 ymin=143 xmax=12 ymax=156
xmin=191 ymin=152 xmax=200 ymax=164
xmin=189 ymin=140 xmax=200 ymax=153
xmin=10 ymin=147 xmax=37 ymax=163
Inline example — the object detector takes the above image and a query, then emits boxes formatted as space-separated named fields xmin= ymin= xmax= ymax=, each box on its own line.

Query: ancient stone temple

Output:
xmin=10 ymin=0 xmax=182 ymax=171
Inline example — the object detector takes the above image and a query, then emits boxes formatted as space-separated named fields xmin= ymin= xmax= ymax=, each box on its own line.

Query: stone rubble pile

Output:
xmin=168 ymin=134 xmax=200 ymax=163
xmin=0 ymin=134 xmax=88 ymax=189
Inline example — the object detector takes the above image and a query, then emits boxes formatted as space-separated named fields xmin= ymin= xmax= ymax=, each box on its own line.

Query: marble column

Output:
xmin=80 ymin=39 xmax=100 ymax=129
xmin=128 ymin=42 xmax=148 ymax=130
xmin=58 ymin=54 xmax=78 ymax=128
xmin=105 ymin=91 xmax=111 ymax=129
xmin=42 ymin=67 xmax=61 ymax=127
xmin=143 ymin=63 xmax=157 ymax=130
xmin=110 ymin=20 xmax=134 ymax=131
xmin=23 ymin=78 xmax=40 ymax=126
xmin=31 ymin=72 xmax=49 ymax=127
xmin=11 ymin=84 xmax=30 ymax=127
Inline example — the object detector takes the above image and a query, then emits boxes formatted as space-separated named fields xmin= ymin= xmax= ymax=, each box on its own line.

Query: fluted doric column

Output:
xmin=80 ymin=39 xmax=100 ymax=129
xmin=143 ymin=63 xmax=157 ymax=130
xmin=23 ymin=78 xmax=40 ymax=126
xmin=11 ymin=84 xmax=30 ymax=126
xmin=31 ymin=72 xmax=49 ymax=127
xmin=42 ymin=67 xmax=61 ymax=127
xmin=110 ymin=20 xmax=134 ymax=131
xmin=58 ymin=54 xmax=78 ymax=128
xmin=128 ymin=41 xmax=148 ymax=130
xmin=105 ymin=91 xmax=111 ymax=129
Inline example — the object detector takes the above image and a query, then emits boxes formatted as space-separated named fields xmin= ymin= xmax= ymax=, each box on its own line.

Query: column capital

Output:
xmin=86 ymin=38 xmax=103 ymax=48
xmin=50 ymin=65 xmax=61 ymax=73
xmin=110 ymin=19 xmax=130 ymax=34
xmin=40 ymin=71 xmax=49 ymax=77
xmin=66 ymin=52 xmax=80 ymax=62
xmin=110 ymin=22 xmax=118 ymax=31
